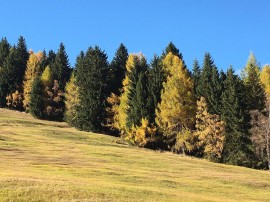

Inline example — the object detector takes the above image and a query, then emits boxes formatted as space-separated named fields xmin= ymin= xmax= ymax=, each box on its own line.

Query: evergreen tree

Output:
xmin=192 ymin=59 xmax=201 ymax=99
xmin=197 ymin=52 xmax=222 ymax=115
xmin=242 ymin=53 xmax=266 ymax=111
xmin=126 ymin=54 xmax=148 ymax=128
xmin=75 ymin=46 xmax=109 ymax=132
xmin=0 ymin=49 xmax=17 ymax=106
xmin=51 ymin=43 xmax=71 ymax=89
xmin=14 ymin=36 xmax=29 ymax=91
xmin=221 ymin=67 xmax=254 ymax=166
xmin=0 ymin=37 xmax=10 ymax=67
xmin=127 ymin=71 xmax=149 ymax=128
xmin=109 ymin=43 xmax=128 ymax=96
xmin=29 ymin=77 xmax=44 ymax=119
xmin=156 ymin=52 xmax=196 ymax=152
xmin=147 ymin=55 xmax=164 ymax=124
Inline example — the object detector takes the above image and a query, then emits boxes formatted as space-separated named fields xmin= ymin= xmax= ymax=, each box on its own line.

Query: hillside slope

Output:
xmin=0 ymin=109 xmax=270 ymax=202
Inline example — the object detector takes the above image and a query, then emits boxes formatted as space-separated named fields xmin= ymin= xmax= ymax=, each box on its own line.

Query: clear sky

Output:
xmin=1 ymin=0 xmax=270 ymax=73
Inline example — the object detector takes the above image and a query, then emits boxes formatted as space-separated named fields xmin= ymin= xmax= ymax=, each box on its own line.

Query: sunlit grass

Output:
xmin=0 ymin=108 xmax=270 ymax=201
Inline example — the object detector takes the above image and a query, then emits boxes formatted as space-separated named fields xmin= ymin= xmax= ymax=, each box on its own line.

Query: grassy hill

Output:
xmin=0 ymin=109 xmax=270 ymax=202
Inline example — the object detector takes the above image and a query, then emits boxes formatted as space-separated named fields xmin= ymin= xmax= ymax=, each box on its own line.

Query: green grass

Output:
xmin=0 ymin=108 xmax=270 ymax=202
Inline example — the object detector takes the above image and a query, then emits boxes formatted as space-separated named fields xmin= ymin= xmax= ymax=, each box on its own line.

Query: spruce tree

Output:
xmin=51 ymin=43 xmax=71 ymax=90
xmin=127 ymin=71 xmax=149 ymax=128
xmin=126 ymin=54 xmax=148 ymax=128
xmin=242 ymin=53 xmax=266 ymax=111
xmin=0 ymin=49 xmax=16 ymax=106
xmin=192 ymin=59 xmax=201 ymax=99
xmin=147 ymin=55 xmax=164 ymax=124
xmin=29 ymin=77 xmax=44 ymax=119
xmin=14 ymin=36 xmax=29 ymax=91
xmin=197 ymin=52 xmax=222 ymax=115
xmin=109 ymin=43 xmax=128 ymax=96
xmin=0 ymin=37 xmax=10 ymax=67
xmin=221 ymin=67 xmax=254 ymax=166
xmin=75 ymin=46 xmax=109 ymax=132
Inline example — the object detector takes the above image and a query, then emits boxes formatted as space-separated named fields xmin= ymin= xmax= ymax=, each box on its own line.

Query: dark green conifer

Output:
xmin=29 ymin=77 xmax=44 ymax=119
xmin=51 ymin=43 xmax=71 ymax=89
xmin=192 ymin=59 xmax=201 ymax=99
xmin=0 ymin=49 xmax=17 ymax=106
xmin=197 ymin=52 xmax=222 ymax=115
xmin=0 ymin=37 xmax=10 ymax=67
xmin=242 ymin=53 xmax=266 ymax=111
xmin=147 ymin=55 xmax=164 ymax=124
xmin=75 ymin=46 xmax=109 ymax=132
xmin=221 ymin=67 xmax=254 ymax=166
xmin=14 ymin=36 xmax=29 ymax=90
xmin=109 ymin=43 xmax=128 ymax=96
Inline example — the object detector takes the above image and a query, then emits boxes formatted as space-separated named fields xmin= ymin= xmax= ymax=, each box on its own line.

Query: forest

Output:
xmin=0 ymin=36 xmax=270 ymax=170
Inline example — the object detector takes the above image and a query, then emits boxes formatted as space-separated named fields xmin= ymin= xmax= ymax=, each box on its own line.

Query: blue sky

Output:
xmin=1 ymin=0 xmax=270 ymax=73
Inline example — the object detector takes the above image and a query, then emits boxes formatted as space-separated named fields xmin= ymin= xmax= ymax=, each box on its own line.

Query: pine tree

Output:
xmin=197 ymin=52 xmax=222 ymax=115
xmin=51 ymin=43 xmax=71 ymax=90
xmin=192 ymin=59 xmax=201 ymax=99
xmin=147 ymin=55 xmax=164 ymax=124
xmin=242 ymin=52 xmax=266 ymax=111
xmin=0 ymin=49 xmax=17 ymax=106
xmin=75 ymin=46 xmax=109 ymax=132
xmin=156 ymin=53 xmax=196 ymax=152
xmin=126 ymin=55 xmax=148 ymax=128
xmin=221 ymin=67 xmax=254 ymax=166
xmin=23 ymin=51 xmax=43 ymax=110
xmin=29 ymin=77 xmax=44 ymax=119
xmin=127 ymin=71 xmax=149 ymax=128
xmin=65 ymin=71 xmax=80 ymax=126
xmin=109 ymin=43 xmax=128 ymax=96
xmin=14 ymin=36 xmax=29 ymax=91
xmin=0 ymin=37 xmax=10 ymax=67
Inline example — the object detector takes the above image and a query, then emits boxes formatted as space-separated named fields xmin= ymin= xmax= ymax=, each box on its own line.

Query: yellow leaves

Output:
xmin=195 ymin=97 xmax=225 ymax=159
xmin=261 ymin=65 xmax=270 ymax=96
xmin=41 ymin=66 xmax=52 ymax=88
xmin=23 ymin=51 xmax=43 ymax=110
xmin=156 ymin=53 xmax=196 ymax=136
xmin=126 ymin=118 xmax=156 ymax=147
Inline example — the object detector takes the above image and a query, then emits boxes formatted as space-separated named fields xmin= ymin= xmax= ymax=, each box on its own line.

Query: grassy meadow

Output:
xmin=0 ymin=108 xmax=270 ymax=201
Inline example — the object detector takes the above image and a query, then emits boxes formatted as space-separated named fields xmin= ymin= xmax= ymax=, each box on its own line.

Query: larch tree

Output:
xmin=75 ymin=46 xmax=109 ymax=132
xmin=258 ymin=64 xmax=270 ymax=169
xmin=65 ymin=71 xmax=80 ymax=126
xmin=156 ymin=52 xmax=196 ymax=153
xmin=23 ymin=51 xmax=43 ymax=111
xmin=195 ymin=97 xmax=225 ymax=160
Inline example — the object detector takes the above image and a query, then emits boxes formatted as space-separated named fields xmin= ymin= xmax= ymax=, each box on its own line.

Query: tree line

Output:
xmin=1 ymin=36 xmax=270 ymax=169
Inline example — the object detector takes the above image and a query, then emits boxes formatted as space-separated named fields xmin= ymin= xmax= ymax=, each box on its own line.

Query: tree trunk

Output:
xmin=267 ymin=102 xmax=270 ymax=170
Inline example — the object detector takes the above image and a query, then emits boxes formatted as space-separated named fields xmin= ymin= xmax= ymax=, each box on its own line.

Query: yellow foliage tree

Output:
xmin=41 ymin=66 xmax=52 ymax=88
xmin=23 ymin=51 xmax=43 ymax=110
xmin=156 ymin=52 xmax=196 ymax=152
xmin=126 ymin=118 xmax=156 ymax=147
xmin=64 ymin=72 xmax=80 ymax=126
xmin=106 ymin=93 xmax=120 ymax=131
xmin=195 ymin=97 xmax=225 ymax=159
